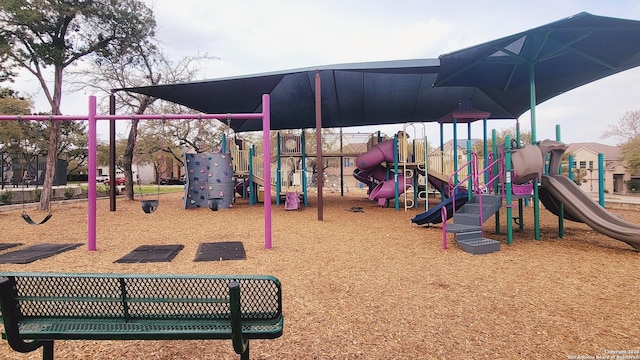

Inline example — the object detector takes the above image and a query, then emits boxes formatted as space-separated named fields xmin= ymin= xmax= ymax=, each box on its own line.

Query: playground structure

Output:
xmin=227 ymin=124 xmax=473 ymax=212
xmin=343 ymin=106 xmax=640 ymax=254
xmin=228 ymin=130 xmax=374 ymax=207
xmin=415 ymin=134 xmax=640 ymax=253
xmin=353 ymin=124 xmax=480 ymax=211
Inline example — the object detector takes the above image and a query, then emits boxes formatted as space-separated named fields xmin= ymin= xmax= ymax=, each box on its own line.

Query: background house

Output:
xmin=565 ymin=142 xmax=626 ymax=193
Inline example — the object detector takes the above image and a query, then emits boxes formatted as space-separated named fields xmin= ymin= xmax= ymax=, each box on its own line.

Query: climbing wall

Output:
xmin=183 ymin=153 xmax=235 ymax=209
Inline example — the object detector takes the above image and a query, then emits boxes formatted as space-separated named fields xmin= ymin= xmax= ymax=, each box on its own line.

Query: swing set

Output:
xmin=0 ymin=95 xmax=274 ymax=250
xmin=135 ymin=118 xmax=167 ymax=214
xmin=15 ymin=117 xmax=53 ymax=226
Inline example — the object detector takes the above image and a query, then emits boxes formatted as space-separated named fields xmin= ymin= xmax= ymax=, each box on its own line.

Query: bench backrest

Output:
xmin=0 ymin=273 xmax=282 ymax=322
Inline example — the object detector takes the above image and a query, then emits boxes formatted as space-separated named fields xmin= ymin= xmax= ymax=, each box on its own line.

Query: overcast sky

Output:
xmin=12 ymin=0 xmax=640 ymax=145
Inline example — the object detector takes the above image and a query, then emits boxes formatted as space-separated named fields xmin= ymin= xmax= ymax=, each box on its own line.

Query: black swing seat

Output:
xmin=21 ymin=213 xmax=52 ymax=226
xmin=141 ymin=200 xmax=159 ymax=214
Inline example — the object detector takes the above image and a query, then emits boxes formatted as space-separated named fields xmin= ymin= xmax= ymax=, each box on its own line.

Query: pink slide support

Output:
xmin=369 ymin=175 xmax=412 ymax=206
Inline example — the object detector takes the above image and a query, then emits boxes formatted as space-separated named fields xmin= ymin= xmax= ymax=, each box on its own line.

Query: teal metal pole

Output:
xmin=598 ymin=153 xmax=605 ymax=207
xmin=517 ymin=120 xmax=525 ymax=231
xmin=529 ymin=62 xmax=540 ymax=240
xmin=301 ymin=130 xmax=308 ymax=206
xmin=518 ymin=199 xmax=524 ymax=231
xmin=249 ymin=146 xmax=255 ymax=205
xmin=556 ymin=125 xmax=564 ymax=238
xmin=529 ymin=63 xmax=537 ymax=144
xmin=222 ymin=133 xmax=227 ymax=153
xmin=483 ymin=118 xmax=488 ymax=185
xmin=505 ymin=135 xmax=513 ymax=245
xmin=568 ymin=155 xmax=574 ymax=181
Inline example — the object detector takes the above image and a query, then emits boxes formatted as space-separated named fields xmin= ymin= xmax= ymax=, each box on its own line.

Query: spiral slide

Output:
xmin=355 ymin=140 xmax=411 ymax=206
xmin=541 ymin=174 xmax=640 ymax=250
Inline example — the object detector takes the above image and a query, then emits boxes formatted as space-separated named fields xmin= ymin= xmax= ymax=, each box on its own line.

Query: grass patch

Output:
xmin=78 ymin=184 xmax=184 ymax=195
xmin=135 ymin=185 xmax=184 ymax=195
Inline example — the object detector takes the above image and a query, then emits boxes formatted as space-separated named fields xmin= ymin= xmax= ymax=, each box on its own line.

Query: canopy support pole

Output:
xmin=315 ymin=71 xmax=323 ymax=221
xmin=529 ymin=62 xmax=541 ymax=240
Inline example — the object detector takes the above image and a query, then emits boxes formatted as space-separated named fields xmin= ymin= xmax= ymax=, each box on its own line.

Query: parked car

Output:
xmin=159 ymin=177 xmax=184 ymax=185
xmin=103 ymin=177 xmax=126 ymax=186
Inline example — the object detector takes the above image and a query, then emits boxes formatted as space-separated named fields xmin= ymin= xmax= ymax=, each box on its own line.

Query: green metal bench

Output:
xmin=0 ymin=272 xmax=283 ymax=360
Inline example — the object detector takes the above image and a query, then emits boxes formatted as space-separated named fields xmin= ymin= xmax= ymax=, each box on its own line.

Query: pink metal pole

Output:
xmin=87 ymin=96 xmax=97 ymax=251
xmin=262 ymin=94 xmax=272 ymax=249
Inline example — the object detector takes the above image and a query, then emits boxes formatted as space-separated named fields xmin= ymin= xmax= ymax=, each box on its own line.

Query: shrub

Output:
xmin=64 ymin=187 xmax=75 ymax=199
xmin=0 ymin=190 xmax=11 ymax=205
xmin=34 ymin=188 xmax=42 ymax=201
xmin=626 ymin=179 xmax=640 ymax=193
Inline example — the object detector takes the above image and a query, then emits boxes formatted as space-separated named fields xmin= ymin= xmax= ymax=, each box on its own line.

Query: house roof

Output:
xmin=566 ymin=142 xmax=620 ymax=160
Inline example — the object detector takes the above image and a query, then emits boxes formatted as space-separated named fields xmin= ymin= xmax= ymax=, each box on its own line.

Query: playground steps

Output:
xmin=446 ymin=194 xmax=502 ymax=255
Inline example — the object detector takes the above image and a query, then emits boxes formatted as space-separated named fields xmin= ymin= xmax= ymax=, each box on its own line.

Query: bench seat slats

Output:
xmin=15 ymin=317 xmax=284 ymax=340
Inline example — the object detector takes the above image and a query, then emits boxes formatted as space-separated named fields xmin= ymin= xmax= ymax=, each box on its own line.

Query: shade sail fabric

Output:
xmin=434 ymin=12 xmax=640 ymax=118
xmin=122 ymin=13 xmax=640 ymax=133
xmin=122 ymin=59 xmax=514 ymax=132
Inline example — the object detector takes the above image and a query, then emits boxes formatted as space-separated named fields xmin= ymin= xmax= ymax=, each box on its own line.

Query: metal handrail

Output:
xmin=447 ymin=152 xmax=478 ymax=215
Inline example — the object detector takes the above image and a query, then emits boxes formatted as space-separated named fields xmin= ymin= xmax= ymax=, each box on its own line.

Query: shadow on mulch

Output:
xmin=114 ymin=245 xmax=184 ymax=263
xmin=0 ymin=243 xmax=82 ymax=264
xmin=194 ymin=241 xmax=246 ymax=261
xmin=0 ymin=243 xmax=22 ymax=252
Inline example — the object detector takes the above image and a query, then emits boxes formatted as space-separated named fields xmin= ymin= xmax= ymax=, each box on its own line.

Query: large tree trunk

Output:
xmin=123 ymin=119 xmax=139 ymax=200
xmin=39 ymin=120 xmax=60 ymax=211
xmin=39 ymin=66 xmax=63 ymax=211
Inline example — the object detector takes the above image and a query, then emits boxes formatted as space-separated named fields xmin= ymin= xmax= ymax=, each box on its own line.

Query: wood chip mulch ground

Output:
xmin=0 ymin=190 xmax=639 ymax=359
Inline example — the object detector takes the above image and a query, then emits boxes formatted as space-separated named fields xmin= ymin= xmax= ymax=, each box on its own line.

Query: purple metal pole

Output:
xmin=88 ymin=96 xmax=97 ymax=251
xmin=262 ymin=94 xmax=272 ymax=249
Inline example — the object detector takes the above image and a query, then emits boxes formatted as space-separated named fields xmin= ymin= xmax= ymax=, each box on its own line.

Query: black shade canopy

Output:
xmin=434 ymin=12 xmax=640 ymax=120
xmin=122 ymin=59 xmax=513 ymax=132
xmin=123 ymin=13 xmax=640 ymax=134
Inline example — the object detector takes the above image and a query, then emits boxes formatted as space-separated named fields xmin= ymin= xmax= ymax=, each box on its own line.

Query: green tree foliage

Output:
xmin=602 ymin=110 xmax=640 ymax=174
xmin=58 ymin=121 xmax=87 ymax=175
xmin=68 ymin=37 xmax=216 ymax=199
xmin=0 ymin=0 xmax=156 ymax=209
xmin=475 ymin=126 xmax=532 ymax=158
xmin=0 ymin=35 xmax=15 ymax=82
xmin=620 ymin=137 xmax=640 ymax=174
xmin=0 ymin=88 xmax=33 ymax=154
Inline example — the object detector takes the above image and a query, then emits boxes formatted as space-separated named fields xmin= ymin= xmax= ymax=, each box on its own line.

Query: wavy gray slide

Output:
xmin=541 ymin=175 xmax=640 ymax=250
